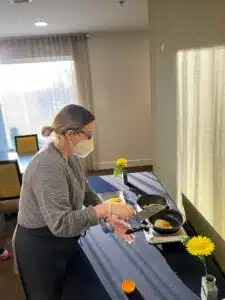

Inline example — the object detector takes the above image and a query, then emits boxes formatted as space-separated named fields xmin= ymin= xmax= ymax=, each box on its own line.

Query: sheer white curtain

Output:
xmin=177 ymin=46 xmax=225 ymax=239
xmin=0 ymin=35 xmax=96 ymax=171
xmin=0 ymin=60 xmax=75 ymax=150
xmin=71 ymin=36 xmax=96 ymax=172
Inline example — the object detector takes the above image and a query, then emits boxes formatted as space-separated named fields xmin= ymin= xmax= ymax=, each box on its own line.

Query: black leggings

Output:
xmin=15 ymin=225 xmax=110 ymax=300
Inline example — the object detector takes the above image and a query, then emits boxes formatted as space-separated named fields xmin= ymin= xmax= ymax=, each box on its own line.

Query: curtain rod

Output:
xmin=0 ymin=32 xmax=90 ymax=41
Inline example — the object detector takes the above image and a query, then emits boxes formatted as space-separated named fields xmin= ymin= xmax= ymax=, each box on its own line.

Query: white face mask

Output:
xmin=72 ymin=137 xmax=94 ymax=158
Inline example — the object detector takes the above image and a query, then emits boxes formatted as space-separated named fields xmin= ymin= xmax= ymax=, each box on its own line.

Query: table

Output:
xmin=0 ymin=152 xmax=33 ymax=174
xmin=84 ymin=173 xmax=225 ymax=300
xmin=0 ymin=153 xmax=224 ymax=299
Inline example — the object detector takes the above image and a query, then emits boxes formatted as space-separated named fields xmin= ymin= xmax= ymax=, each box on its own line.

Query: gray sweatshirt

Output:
xmin=17 ymin=142 xmax=102 ymax=237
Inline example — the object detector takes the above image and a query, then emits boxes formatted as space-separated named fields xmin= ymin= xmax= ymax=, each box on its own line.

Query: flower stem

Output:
xmin=200 ymin=256 xmax=208 ymax=277
xmin=114 ymin=165 xmax=124 ymax=176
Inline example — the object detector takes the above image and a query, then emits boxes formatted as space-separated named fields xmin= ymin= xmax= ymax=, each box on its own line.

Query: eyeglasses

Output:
xmin=66 ymin=128 xmax=93 ymax=140
xmin=79 ymin=130 xmax=93 ymax=140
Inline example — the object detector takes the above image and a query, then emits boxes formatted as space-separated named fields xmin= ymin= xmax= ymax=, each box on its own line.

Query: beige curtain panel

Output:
xmin=177 ymin=46 xmax=225 ymax=239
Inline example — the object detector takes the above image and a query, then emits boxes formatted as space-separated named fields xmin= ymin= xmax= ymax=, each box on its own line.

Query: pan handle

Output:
xmin=125 ymin=225 xmax=146 ymax=235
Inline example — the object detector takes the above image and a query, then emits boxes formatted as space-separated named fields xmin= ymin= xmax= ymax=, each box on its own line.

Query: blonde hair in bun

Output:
xmin=41 ymin=126 xmax=54 ymax=137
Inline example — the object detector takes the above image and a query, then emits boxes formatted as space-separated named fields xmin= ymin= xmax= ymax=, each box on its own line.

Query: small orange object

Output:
xmin=121 ymin=279 xmax=136 ymax=294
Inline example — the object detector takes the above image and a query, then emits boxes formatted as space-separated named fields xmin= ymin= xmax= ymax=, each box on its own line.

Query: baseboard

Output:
xmin=94 ymin=158 xmax=152 ymax=170
xmin=88 ymin=165 xmax=153 ymax=176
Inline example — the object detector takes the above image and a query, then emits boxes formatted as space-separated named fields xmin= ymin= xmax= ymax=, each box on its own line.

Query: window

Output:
xmin=0 ymin=60 xmax=77 ymax=151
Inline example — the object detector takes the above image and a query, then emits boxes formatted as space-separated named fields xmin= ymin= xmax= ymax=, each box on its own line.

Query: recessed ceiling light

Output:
xmin=34 ymin=21 xmax=48 ymax=27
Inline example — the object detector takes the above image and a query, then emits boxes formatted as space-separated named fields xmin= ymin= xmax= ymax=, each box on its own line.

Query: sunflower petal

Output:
xmin=186 ymin=236 xmax=215 ymax=257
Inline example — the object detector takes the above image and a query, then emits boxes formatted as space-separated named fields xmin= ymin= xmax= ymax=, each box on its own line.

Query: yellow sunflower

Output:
xmin=114 ymin=157 xmax=128 ymax=176
xmin=116 ymin=158 xmax=128 ymax=167
xmin=186 ymin=236 xmax=215 ymax=257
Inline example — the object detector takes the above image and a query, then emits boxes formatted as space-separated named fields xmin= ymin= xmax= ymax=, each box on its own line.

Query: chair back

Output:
xmin=0 ymin=160 xmax=21 ymax=200
xmin=15 ymin=134 xmax=39 ymax=154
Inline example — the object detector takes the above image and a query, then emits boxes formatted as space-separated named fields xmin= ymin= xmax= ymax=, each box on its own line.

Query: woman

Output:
xmin=14 ymin=104 xmax=135 ymax=300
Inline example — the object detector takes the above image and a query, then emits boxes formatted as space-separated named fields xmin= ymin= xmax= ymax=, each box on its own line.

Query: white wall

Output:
xmin=148 ymin=0 xmax=225 ymax=201
xmin=88 ymin=31 xmax=151 ymax=169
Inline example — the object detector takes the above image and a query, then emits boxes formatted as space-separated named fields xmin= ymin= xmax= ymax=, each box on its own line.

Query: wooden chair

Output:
xmin=182 ymin=193 xmax=225 ymax=274
xmin=15 ymin=134 xmax=39 ymax=154
xmin=0 ymin=160 xmax=21 ymax=213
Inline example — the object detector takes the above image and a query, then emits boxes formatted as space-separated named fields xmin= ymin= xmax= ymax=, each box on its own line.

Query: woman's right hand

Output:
xmin=95 ymin=202 xmax=136 ymax=220
xmin=110 ymin=203 xmax=136 ymax=220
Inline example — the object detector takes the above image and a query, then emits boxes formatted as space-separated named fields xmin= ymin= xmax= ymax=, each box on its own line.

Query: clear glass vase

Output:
xmin=201 ymin=275 xmax=218 ymax=300
xmin=114 ymin=171 xmax=127 ymax=186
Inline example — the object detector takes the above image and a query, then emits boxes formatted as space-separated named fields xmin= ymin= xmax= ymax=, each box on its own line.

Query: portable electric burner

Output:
xmin=143 ymin=222 xmax=188 ymax=245
xmin=126 ymin=194 xmax=188 ymax=245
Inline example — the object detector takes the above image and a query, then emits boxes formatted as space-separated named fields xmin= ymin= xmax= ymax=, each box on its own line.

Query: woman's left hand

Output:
xmin=107 ymin=216 xmax=135 ymax=243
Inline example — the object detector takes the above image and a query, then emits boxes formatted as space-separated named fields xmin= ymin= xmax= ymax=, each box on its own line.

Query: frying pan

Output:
xmin=148 ymin=209 xmax=185 ymax=234
xmin=126 ymin=209 xmax=185 ymax=235
xmin=137 ymin=194 xmax=168 ymax=210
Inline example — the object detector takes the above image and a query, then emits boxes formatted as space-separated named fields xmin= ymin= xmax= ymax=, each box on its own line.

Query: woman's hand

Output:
xmin=95 ymin=202 xmax=136 ymax=220
xmin=110 ymin=203 xmax=136 ymax=220
xmin=107 ymin=216 xmax=135 ymax=243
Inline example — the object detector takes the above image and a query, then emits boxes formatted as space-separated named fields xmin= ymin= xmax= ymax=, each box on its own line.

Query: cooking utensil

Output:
xmin=149 ymin=209 xmax=185 ymax=235
xmin=125 ymin=204 xmax=166 ymax=235
xmin=135 ymin=203 xmax=166 ymax=220
xmin=137 ymin=194 xmax=168 ymax=210
xmin=126 ymin=224 xmax=149 ymax=235
xmin=126 ymin=209 xmax=185 ymax=235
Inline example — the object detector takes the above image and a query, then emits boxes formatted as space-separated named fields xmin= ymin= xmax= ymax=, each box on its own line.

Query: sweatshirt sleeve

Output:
xmin=83 ymin=181 xmax=103 ymax=207
xmin=32 ymin=161 xmax=99 ymax=237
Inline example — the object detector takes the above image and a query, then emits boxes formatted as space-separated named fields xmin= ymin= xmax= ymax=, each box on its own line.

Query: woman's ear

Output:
xmin=65 ymin=130 xmax=75 ymax=139
xmin=65 ymin=130 xmax=80 ymax=144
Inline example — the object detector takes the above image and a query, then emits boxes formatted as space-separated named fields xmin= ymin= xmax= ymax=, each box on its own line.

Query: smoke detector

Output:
xmin=118 ymin=0 xmax=126 ymax=6
xmin=10 ymin=0 xmax=32 ymax=3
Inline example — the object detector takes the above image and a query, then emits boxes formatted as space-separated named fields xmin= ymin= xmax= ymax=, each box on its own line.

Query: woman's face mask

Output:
xmin=72 ymin=136 xmax=94 ymax=158
xmin=67 ymin=121 xmax=95 ymax=158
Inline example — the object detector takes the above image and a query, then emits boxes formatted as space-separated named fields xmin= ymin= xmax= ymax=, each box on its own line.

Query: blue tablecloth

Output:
xmin=1 ymin=161 xmax=224 ymax=299
xmin=79 ymin=174 xmax=202 ymax=300
xmin=83 ymin=174 xmax=225 ymax=300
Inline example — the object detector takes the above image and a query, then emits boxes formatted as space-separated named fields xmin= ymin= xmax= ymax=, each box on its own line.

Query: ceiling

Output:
xmin=0 ymin=0 xmax=149 ymax=38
